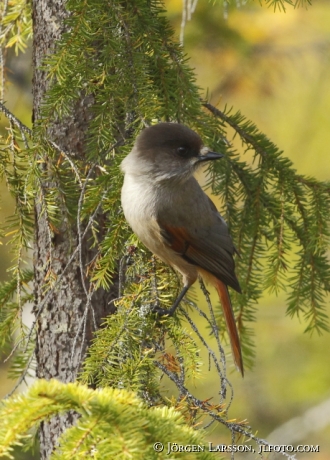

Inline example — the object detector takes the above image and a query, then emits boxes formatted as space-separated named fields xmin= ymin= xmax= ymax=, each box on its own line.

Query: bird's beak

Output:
xmin=196 ymin=150 xmax=224 ymax=163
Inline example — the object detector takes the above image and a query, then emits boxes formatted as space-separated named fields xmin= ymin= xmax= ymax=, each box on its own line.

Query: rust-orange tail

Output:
xmin=214 ymin=278 xmax=244 ymax=376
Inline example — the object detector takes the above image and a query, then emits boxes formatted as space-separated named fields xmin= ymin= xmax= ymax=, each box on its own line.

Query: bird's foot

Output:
xmin=151 ymin=304 xmax=175 ymax=317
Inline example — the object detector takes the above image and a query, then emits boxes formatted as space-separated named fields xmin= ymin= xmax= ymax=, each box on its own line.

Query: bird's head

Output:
xmin=121 ymin=123 xmax=224 ymax=182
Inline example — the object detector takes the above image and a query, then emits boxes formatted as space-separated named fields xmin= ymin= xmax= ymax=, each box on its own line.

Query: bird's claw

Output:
xmin=151 ymin=304 xmax=174 ymax=317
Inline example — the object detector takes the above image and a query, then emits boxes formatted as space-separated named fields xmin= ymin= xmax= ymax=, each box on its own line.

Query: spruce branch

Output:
xmin=203 ymin=100 xmax=330 ymax=334
xmin=0 ymin=379 xmax=219 ymax=460
xmin=154 ymin=360 xmax=296 ymax=460
xmin=203 ymin=101 xmax=330 ymax=194
xmin=5 ymin=348 xmax=35 ymax=399
xmin=0 ymin=102 xmax=32 ymax=139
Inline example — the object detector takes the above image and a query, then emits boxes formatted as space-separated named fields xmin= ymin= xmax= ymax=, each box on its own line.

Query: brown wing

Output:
xmin=158 ymin=211 xmax=241 ymax=293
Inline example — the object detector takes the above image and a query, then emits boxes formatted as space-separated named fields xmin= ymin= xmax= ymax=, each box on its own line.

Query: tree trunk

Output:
xmin=32 ymin=1 xmax=116 ymax=458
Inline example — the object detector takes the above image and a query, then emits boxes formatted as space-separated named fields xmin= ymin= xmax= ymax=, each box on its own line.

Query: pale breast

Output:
xmin=121 ymin=174 xmax=199 ymax=285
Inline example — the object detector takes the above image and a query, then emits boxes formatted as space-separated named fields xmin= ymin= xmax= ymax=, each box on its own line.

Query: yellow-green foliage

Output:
xmin=0 ymin=379 xmax=217 ymax=460
xmin=0 ymin=0 xmax=32 ymax=54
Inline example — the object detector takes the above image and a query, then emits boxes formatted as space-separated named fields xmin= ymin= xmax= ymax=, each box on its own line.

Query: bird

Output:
xmin=120 ymin=122 xmax=243 ymax=375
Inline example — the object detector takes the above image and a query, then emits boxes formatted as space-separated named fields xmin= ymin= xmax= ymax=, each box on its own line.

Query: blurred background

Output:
xmin=1 ymin=0 xmax=330 ymax=458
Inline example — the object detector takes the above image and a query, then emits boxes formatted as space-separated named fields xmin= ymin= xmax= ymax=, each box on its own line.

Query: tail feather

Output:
xmin=214 ymin=279 xmax=244 ymax=376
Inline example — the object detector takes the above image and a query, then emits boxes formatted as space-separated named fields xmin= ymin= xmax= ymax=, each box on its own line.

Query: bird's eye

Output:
xmin=176 ymin=146 xmax=189 ymax=157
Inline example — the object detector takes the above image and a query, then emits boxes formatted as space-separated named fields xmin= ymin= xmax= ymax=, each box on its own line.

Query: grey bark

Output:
xmin=32 ymin=1 xmax=117 ymax=458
